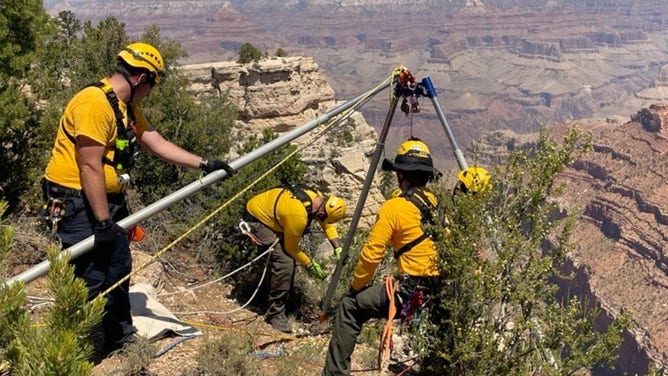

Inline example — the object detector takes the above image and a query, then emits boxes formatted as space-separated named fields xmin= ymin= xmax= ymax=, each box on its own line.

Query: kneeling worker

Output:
xmin=322 ymin=137 xmax=441 ymax=375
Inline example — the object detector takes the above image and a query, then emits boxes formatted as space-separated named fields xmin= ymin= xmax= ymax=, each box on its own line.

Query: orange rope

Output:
xmin=378 ymin=276 xmax=398 ymax=370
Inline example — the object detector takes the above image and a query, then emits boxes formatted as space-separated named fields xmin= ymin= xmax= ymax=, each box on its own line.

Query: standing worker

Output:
xmin=322 ymin=138 xmax=441 ymax=375
xmin=240 ymin=184 xmax=346 ymax=333
xmin=42 ymin=42 xmax=234 ymax=356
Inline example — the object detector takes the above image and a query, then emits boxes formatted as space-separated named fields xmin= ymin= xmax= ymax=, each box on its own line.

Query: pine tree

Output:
xmin=237 ymin=43 xmax=262 ymax=64
xmin=0 ymin=201 xmax=105 ymax=375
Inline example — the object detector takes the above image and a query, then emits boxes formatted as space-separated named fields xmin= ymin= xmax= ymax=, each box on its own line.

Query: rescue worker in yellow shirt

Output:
xmin=452 ymin=166 xmax=491 ymax=197
xmin=322 ymin=137 xmax=440 ymax=375
xmin=42 ymin=42 xmax=234 ymax=356
xmin=241 ymin=184 xmax=346 ymax=333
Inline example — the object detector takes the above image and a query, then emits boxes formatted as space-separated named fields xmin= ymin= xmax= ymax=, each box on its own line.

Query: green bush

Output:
xmin=237 ymin=42 xmax=262 ymax=64
xmin=419 ymin=127 xmax=629 ymax=375
xmin=0 ymin=201 xmax=105 ymax=375
xmin=195 ymin=333 xmax=260 ymax=375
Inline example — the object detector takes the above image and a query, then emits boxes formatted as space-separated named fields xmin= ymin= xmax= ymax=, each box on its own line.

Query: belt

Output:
xmin=43 ymin=179 xmax=124 ymax=200
xmin=43 ymin=179 xmax=83 ymax=198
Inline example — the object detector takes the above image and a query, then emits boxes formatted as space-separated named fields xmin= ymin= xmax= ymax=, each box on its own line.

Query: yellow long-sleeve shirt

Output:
xmin=246 ymin=187 xmax=339 ymax=266
xmin=352 ymin=190 xmax=440 ymax=291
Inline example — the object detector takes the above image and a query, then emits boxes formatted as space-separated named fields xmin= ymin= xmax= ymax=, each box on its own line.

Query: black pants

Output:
xmin=46 ymin=183 xmax=136 ymax=347
xmin=322 ymin=275 xmax=437 ymax=376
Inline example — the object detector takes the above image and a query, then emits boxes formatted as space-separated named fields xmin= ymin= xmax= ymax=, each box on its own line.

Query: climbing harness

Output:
xmin=393 ymin=187 xmax=442 ymax=259
xmin=60 ymin=81 xmax=139 ymax=173
xmin=400 ymin=287 xmax=426 ymax=324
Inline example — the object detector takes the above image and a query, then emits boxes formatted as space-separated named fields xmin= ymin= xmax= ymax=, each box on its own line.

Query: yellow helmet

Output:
xmin=323 ymin=195 xmax=346 ymax=224
xmin=457 ymin=166 xmax=491 ymax=194
xmin=382 ymin=137 xmax=434 ymax=173
xmin=117 ymin=42 xmax=165 ymax=84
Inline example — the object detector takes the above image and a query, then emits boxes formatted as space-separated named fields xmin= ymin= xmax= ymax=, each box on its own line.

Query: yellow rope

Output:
xmin=98 ymin=79 xmax=390 ymax=299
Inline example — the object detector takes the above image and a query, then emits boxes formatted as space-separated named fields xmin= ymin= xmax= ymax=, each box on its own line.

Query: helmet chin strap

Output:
xmin=397 ymin=171 xmax=408 ymax=188
xmin=121 ymin=73 xmax=139 ymax=104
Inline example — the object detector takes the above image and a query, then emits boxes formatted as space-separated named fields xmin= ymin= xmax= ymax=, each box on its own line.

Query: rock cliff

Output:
xmin=181 ymin=56 xmax=385 ymax=229
xmin=45 ymin=0 xmax=668 ymax=171
xmin=558 ymin=104 xmax=668 ymax=372
xmin=472 ymin=102 xmax=668 ymax=374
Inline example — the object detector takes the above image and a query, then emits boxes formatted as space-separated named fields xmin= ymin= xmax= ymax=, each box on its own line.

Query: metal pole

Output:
xmin=7 ymin=79 xmax=391 ymax=286
xmin=320 ymin=83 xmax=401 ymax=316
xmin=421 ymin=77 xmax=468 ymax=171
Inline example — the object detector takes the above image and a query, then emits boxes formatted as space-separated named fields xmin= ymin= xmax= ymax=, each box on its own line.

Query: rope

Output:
xmin=168 ymin=239 xmax=278 ymax=316
xmin=154 ymin=335 xmax=197 ymax=358
xmin=98 ymin=85 xmax=380 ymax=301
xmin=378 ymin=275 xmax=398 ymax=370
xmin=158 ymin=237 xmax=277 ymax=298
xmin=251 ymin=343 xmax=285 ymax=359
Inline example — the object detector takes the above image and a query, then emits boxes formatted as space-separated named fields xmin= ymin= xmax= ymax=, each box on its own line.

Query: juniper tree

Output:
xmin=0 ymin=201 xmax=105 ymax=375
xmin=419 ymin=127 xmax=629 ymax=375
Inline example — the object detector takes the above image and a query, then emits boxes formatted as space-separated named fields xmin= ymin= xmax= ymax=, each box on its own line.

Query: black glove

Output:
xmin=94 ymin=218 xmax=127 ymax=246
xmin=200 ymin=159 xmax=235 ymax=177
xmin=347 ymin=287 xmax=359 ymax=298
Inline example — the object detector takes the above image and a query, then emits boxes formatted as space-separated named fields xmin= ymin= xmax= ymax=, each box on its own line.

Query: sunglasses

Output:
xmin=314 ymin=200 xmax=328 ymax=221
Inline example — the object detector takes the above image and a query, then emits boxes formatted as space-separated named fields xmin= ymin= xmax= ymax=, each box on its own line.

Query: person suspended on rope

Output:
xmin=41 ymin=42 xmax=235 ymax=357
xmin=452 ymin=165 xmax=494 ymax=263
xmin=451 ymin=166 xmax=492 ymax=198
xmin=239 ymin=184 xmax=346 ymax=334
xmin=322 ymin=137 xmax=442 ymax=376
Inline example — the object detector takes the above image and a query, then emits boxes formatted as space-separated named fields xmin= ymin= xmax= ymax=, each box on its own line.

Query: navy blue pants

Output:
xmin=54 ymin=191 xmax=136 ymax=348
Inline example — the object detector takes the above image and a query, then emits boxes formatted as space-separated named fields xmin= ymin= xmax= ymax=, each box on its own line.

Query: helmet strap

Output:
xmin=119 ymin=73 xmax=140 ymax=104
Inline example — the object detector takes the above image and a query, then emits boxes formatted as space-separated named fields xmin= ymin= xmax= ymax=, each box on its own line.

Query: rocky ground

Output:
xmin=19 ymin=236 xmax=409 ymax=376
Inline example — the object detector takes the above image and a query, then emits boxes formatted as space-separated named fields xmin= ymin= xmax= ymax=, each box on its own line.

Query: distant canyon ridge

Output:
xmin=42 ymin=2 xmax=668 ymax=373
xmin=45 ymin=0 xmax=668 ymax=168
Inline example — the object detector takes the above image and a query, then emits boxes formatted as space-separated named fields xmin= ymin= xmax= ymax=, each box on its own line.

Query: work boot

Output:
xmin=267 ymin=312 xmax=292 ymax=333
xmin=103 ymin=333 xmax=137 ymax=357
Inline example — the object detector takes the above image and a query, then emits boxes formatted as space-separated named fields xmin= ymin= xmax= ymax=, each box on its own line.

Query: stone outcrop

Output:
xmin=562 ymin=106 xmax=668 ymax=373
xmin=181 ymin=57 xmax=385 ymax=228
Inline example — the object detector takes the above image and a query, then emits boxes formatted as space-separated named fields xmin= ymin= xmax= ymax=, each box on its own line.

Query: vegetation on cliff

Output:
xmin=0 ymin=1 xmax=634 ymax=374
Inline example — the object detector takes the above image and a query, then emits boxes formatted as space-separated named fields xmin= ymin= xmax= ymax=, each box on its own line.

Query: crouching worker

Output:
xmin=41 ymin=42 xmax=234 ymax=356
xmin=239 ymin=184 xmax=346 ymax=333
xmin=322 ymin=138 xmax=441 ymax=376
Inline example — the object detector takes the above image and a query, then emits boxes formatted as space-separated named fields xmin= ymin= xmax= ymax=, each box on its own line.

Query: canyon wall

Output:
xmin=181 ymin=56 xmax=386 ymax=229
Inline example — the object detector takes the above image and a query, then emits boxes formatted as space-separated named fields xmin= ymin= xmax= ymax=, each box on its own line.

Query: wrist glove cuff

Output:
xmin=200 ymin=159 xmax=236 ymax=177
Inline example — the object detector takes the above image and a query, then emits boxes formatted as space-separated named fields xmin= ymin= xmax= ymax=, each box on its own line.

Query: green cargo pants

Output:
xmin=322 ymin=279 xmax=398 ymax=376
xmin=244 ymin=216 xmax=294 ymax=319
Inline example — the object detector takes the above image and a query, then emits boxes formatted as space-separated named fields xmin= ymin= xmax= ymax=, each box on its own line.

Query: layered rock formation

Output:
xmin=181 ymin=56 xmax=385 ymax=229
xmin=561 ymin=104 xmax=668 ymax=373
xmin=472 ymin=103 xmax=668 ymax=374
xmin=45 ymin=0 xmax=668 ymax=171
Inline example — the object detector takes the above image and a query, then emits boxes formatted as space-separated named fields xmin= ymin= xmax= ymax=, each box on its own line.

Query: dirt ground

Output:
xmin=20 ymin=240 xmax=413 ymax=376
